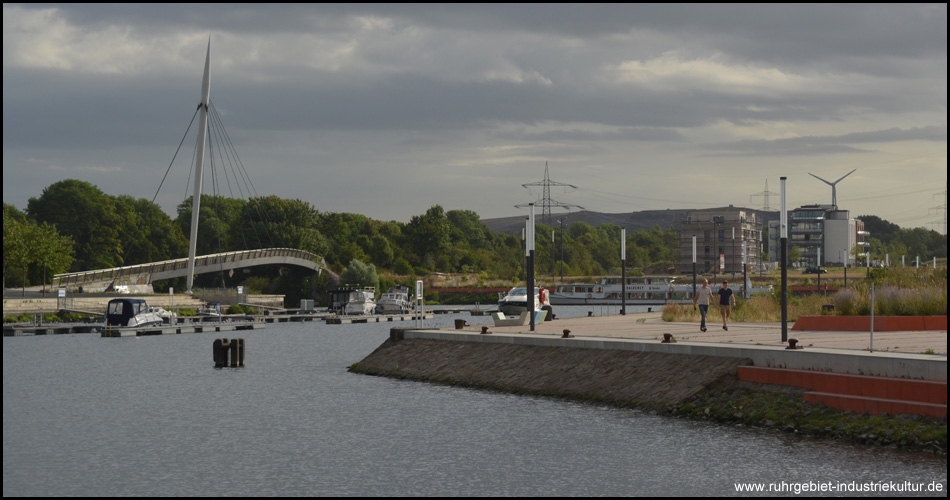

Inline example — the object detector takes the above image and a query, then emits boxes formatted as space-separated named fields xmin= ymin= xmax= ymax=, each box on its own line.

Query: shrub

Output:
xmin=833 ymin=289 xmax=858 ymax=316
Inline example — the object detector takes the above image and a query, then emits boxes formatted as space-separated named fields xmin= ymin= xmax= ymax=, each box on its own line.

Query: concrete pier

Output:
xmin=351 ymin=313 xmax=946 ymax=418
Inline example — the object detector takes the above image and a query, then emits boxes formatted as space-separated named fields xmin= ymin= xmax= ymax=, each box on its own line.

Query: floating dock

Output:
xmin=101 ymin=322 xmax=266 ymax=337
xmin=325 ymin=313 xmax=434 ymax=324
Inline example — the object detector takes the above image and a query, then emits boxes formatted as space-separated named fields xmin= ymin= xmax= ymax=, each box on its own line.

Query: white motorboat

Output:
xmin=330 ymin=286 xmax=377 ymax=315
xmin=377 ymin=285 xmax=412 ymax=314
xmin=497 ymin=287 xmax=543 ymax=316
xmin=197 ymin=303 xmax=223 ymax=316
xmin=104 ymin=298 xmax=165 ymax=328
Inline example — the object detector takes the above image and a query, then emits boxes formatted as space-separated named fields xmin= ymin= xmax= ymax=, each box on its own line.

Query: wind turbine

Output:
xmin=808 ymin=169 xmax=855 ymax=210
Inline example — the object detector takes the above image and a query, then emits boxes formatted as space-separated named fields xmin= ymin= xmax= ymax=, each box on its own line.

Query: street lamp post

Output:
xmin=692 ymin=235 xmax=697 ymax=299
xmin=558 ymin=218 xmax=565 ymax=285
xmin=732 ymin=226 xmax=736 ymax=279
xmin=621 ymin=228 xmax=626 ymax=316
xmin=780 ymin=177 xmax=788 ymax=343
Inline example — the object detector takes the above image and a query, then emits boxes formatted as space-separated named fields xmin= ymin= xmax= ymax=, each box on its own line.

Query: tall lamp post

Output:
xmin=692 ymin=235 xmax=697 ymax=299
xmin=558 ymin=218 xmax=565 ymax=285
xmin=780 ymin=176 xmax=788 ymax=343
xmin=621 ymin=228 xmax=626 ymax=315
xmin=742 ymin=240 xmax=748 ymax=300
xmin=526 ymin=204 xmax=536 ymax=332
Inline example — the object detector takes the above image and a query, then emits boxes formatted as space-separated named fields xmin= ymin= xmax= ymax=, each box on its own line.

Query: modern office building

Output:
xmin=677 ymin=206 xmax=762 ymax=275
xmin=767 ymin=204 xmax=868 ymax=267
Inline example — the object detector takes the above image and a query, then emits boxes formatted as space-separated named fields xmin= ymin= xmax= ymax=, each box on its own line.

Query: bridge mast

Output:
xmin=186 ymin=39 xmax=211 ymax=294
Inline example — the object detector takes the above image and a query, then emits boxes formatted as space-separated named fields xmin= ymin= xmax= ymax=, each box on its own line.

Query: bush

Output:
xmin=833 ymin=289 xmax=858 ymax=316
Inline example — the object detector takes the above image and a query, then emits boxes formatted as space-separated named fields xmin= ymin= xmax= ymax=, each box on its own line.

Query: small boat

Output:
xmin=330 ymin=286 xmax=377 ymax=315
xmin=197 ymin=303 xmax=223 ymax=316
xmin=104 ymin=298 xmax=165 ymax=328
xmin=149 ymin=305 xmax=178 ymax=322
xmin=497 ymin=287 xmax=543 ymax=316
xmin=376 ymin=285 xmax=413 ymax=314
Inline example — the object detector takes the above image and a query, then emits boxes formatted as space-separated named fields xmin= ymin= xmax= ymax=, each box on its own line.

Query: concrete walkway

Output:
xmin=470 ymin=311 xmax=948 ymax=356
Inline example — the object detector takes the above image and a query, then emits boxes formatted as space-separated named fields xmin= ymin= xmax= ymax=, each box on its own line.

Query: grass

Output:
xmin=663 ymin=294 xmax=834 ymax=323
xmin=664 ymin=268 xmax=946 ymax=323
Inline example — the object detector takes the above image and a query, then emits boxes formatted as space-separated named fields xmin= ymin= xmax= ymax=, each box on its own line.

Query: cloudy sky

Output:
xmin=3 ymin=4 xmax=946 ymax=229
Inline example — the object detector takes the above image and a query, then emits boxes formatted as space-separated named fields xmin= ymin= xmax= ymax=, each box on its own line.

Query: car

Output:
xmin=802 ymin=267 xmax=827 ymax=274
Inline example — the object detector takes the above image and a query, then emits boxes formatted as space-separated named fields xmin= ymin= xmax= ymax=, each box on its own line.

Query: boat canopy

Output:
xmin=105 ymin=298 xmax=149 ymax=326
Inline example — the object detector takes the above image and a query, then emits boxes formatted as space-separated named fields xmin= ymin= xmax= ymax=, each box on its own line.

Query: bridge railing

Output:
xmin=51 ymin=248 xmax=325 ymax=289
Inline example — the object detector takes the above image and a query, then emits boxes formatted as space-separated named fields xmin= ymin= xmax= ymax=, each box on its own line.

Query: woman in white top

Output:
xmin=693 ymin=279 xmax=715 ymax=332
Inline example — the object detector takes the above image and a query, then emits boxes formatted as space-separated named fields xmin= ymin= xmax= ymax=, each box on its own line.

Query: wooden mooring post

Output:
xmin=213 ymin=338 xmax=245 ymax=367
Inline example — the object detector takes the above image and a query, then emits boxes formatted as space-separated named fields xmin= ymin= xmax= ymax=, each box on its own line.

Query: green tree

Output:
xmin=340 ymin=259 xmax=379 ymax=290
xmin=3 ymin=211 xmax=35 ymax=294
xmin=404 ymin=205 xmax=450 ymax=268
xmin=26 ymin=179 xmax=122 ymax=271
xmin=32 ymin=222 xmax=75 ymax=294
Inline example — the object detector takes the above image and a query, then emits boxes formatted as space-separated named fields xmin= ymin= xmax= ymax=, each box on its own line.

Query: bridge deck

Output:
xmin=52 ymin=248 xmax=325 ymax=291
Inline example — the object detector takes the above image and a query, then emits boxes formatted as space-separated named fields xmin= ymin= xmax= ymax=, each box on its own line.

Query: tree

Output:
xmin=32 ymin=222 xmax=74 ymax=294
xmin=403 ymin=205 xmax=450 ymax=268
xmin=26 ymin=179 xmax=122 ymax=271
xmin=3 ymin=211 xmax=34 ymax=295
xmin=339 ymin=259 xmax=379 ymax=290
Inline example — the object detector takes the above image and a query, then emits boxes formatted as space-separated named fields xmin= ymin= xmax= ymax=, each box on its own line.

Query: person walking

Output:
xmin=718 ymin=280 xmax=736 ymax=331
xmin=692 ymin=279 xmax=715 ymax=332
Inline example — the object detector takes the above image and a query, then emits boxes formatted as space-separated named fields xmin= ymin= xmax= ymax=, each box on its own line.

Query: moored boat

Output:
xmin=497 ymin=286 xmax=543 ymax=316
xmin=549 ymin=276 xmax=694 ymax=306
xmin=330 ymin=286 xmax=377 ymax=315
xmin=104 ymin=298 xmax=166 ymax=328
xmin=197 ymin=303 xmax=223 ymax=316
xmin=377 ymin=285 xmax=412 ymax=314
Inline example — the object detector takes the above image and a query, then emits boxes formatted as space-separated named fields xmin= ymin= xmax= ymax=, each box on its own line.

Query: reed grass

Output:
xmin=663 ymin=273 xmax=947 ymax=323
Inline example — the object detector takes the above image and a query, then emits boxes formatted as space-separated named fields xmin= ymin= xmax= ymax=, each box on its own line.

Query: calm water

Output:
xmin=4 ymin=306 xmax=946 ymax=496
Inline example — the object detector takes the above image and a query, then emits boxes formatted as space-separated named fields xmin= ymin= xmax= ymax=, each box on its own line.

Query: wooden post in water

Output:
xmin=213 ymin=338 xmax=245 ymax=367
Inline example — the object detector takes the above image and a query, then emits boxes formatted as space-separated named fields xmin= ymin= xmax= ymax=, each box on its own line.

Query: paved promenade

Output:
xmin=468 ymin=311 xmax=948 ymax=356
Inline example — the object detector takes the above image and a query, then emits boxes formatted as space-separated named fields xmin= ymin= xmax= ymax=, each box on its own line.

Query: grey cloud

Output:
xmin=707 ymin=125 xmax=946 ymax=157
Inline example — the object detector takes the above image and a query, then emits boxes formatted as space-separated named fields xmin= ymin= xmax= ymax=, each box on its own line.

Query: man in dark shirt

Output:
xmin=717 ymin=280 xmax=735 ymax=331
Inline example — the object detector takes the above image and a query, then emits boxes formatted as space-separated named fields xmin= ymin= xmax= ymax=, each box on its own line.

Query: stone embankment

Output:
xmin=350 ymin=335 xmax=749 ymax=409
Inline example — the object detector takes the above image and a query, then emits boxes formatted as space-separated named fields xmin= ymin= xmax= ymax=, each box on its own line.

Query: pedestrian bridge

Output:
xmin=51 ymin=248 xmax=326 ymax=292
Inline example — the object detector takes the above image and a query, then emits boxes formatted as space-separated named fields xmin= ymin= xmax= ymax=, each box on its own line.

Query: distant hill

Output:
xmin=481 ymin=207 xmax=778 ymax=234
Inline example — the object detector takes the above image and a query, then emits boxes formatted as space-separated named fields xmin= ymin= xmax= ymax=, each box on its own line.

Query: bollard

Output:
xmin=561 ymin=329 xmax=574 ymax=338
xmin=588 ymin=311 xmax=593 ymax=317
xmin=213 ymin=338 xmax=246 ymax=367
xmin=661 ymin=333 xmax=677 ymax=343
xmin=786 ymin=338 xmax=803 ymax=350
xmin=230 ymin=338 xmax=245 ymax=367
xmin=213 ymin=338 xmax=230 ymax=367
xmin=454 ymin=319 xmax=467 ymax=330
xmin=480 ymin=326 xmax=491 ymax=335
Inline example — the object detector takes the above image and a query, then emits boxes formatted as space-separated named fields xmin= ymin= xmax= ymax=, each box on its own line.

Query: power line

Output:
xmin=750 ymin=179 xmax=779 ymax=211
xmin=517 ymin=162 xmax=584 ymax=226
